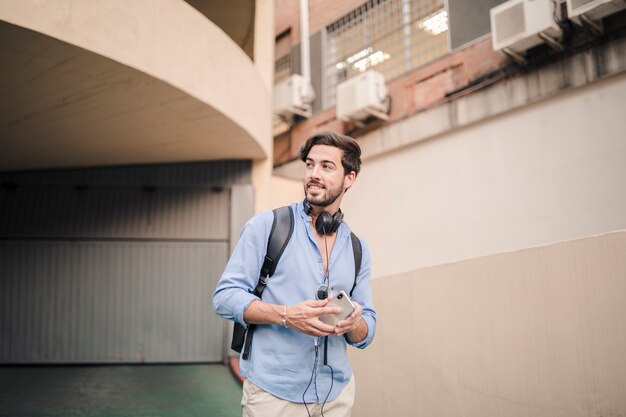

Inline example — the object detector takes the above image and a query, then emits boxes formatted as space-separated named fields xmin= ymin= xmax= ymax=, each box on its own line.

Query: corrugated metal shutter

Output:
xmin=0 ymin=241 xmax=226 ymax=363
xmin=0 ymin=186 xmax=229 ymax=240
xmin=0 ymin=161 xmax=250 ymax=364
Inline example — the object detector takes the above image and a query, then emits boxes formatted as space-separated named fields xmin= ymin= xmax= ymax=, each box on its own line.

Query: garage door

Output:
xmin=0 ymin=181 xmax=232 ymax=363
xmin=0 ymin=240 xmax=227 ymax=363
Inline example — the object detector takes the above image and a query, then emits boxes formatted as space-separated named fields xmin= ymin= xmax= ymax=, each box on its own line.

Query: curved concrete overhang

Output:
xmin=0 ymin=0 xmax=270 ymax=171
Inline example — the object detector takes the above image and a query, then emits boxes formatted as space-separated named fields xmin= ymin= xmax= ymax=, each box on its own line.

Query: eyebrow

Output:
xmin=306 ymin=158 xmax=336 ymax=167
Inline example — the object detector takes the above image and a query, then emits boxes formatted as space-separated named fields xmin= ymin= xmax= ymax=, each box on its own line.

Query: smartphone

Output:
xmin=320 ymin=290 xmax=356 ymax=326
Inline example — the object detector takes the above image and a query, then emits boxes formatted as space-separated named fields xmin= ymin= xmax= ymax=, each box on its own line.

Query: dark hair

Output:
xmin=299 ymin=131 xmax=362 ymax=176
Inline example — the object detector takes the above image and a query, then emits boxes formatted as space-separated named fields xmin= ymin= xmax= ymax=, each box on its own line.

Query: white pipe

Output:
xmin=402 ymin=0 xmax=412 ymax=71
xmin=299 ymin=0 xmax=315 ymax=103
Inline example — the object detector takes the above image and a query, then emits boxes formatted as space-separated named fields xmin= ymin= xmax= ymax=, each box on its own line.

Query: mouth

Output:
xmin=307 ymin=181 xmax=324 ymax=190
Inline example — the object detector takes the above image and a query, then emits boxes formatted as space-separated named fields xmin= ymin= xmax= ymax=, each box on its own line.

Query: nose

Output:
xmin=309 ymin=163 xmax=321 ymax=179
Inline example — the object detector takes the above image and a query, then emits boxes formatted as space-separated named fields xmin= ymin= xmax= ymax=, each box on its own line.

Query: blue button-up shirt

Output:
xmin=213 ymin=201 xmax=376 ymax=403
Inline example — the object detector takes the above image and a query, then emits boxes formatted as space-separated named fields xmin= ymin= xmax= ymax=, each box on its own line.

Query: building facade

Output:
xmin=272 ymin=0 xmax=626 ymax=416
xmin=0 ymin=0 xmax=274 ymax=364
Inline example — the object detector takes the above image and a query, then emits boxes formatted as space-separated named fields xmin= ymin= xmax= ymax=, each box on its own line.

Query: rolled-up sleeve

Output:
xmin=212 ymin=211 xmax=272 ymax=328
xmin=346 ymin=239 xmax=377 ymax=349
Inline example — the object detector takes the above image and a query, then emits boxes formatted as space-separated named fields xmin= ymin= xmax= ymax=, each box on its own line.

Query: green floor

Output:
xmin=0 ymin=364 xmax=242 ymax=417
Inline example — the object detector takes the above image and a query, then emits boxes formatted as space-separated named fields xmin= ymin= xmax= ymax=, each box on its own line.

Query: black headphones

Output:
xmin=303 ymin=199 xmax=344 ymax=235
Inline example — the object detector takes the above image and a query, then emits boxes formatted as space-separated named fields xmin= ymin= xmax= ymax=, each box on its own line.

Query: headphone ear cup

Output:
xmin=303 ymin=199 xmax=312 ymax=215
xmin=315 ymin=210 xmax=343 ymax=234
xmin=333 ymin=210 xmax=344 ymax=226
xmin=315 ymin=211 xmax=333 ymax=234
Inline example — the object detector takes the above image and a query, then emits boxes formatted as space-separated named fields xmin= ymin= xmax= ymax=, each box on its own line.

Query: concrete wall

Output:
xmin=0 ymin=0 xmax=272 ymax=161
xmin=342 ymin=72 xmax=626 ymax=278
xmin=350 ymin=230 xmax=626 ymax=417
xmin=251 ymin=0 xmax=276 ymax=212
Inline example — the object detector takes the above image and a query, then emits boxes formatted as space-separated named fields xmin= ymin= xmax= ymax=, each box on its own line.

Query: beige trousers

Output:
xmin=241 ymin=376 xmax=355 ymax=417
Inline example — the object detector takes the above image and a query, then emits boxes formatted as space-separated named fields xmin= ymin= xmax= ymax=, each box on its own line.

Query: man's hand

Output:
xmin=285 ymin=299 xmax=341 ymax=336
xmin=334 ymin=301 xmax=367 ymax=343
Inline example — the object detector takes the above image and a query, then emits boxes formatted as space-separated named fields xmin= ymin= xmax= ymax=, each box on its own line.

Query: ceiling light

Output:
xmin=418 ymin=10 xmax=448 ymax=35
xmin=346 ymin=47 xmax=374 ymax=64
xmin=353 ymin=50 xmax=390 ymax=72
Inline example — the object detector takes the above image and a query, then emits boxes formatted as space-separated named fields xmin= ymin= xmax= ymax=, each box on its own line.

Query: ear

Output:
xmin=343 ymin=171 xmax=356 ymax=191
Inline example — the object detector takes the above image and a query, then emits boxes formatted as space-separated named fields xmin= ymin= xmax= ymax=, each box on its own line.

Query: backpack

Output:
xmin=231 ymin=205 xmax=363 ymax=360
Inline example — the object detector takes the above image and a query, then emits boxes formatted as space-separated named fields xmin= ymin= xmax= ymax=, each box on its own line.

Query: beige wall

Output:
xmin=343 ymin=73 xmax=626 ymax=278
xmin=344 ymin=74 xmax=626 ymax=416
xmin=270 ymin=175 xmax=303 ymax=209
xmin=351 ymin=230 xmax=626 ymax=417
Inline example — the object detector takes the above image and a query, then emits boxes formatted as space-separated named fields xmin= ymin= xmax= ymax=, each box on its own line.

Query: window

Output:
xmin=274 ymin=29 xmax=293 ymax=83
xmin=324 ymin=0 xmax=449 ymax=108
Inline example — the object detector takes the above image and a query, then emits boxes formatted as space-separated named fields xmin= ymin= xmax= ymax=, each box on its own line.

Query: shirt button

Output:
xmin=318 ymin=258 xmax=322 ymax=263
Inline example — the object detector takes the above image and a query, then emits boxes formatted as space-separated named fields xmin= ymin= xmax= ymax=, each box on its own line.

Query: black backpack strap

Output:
xmin=260 ymin=206 xmax=294 ymax=279
xmin=240 ymin=206 xmax=294 ymax=359
xmin=349 ymin=232 xmax=362 ymax=297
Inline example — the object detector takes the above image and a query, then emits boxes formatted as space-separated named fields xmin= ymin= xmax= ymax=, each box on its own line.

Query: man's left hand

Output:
xmin=334 ymin=301 xmax=367 ymax=343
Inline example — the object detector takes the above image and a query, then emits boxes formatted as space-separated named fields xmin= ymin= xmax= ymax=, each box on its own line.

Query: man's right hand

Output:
xmin=284 ymin=299 xmax=341 ymax=336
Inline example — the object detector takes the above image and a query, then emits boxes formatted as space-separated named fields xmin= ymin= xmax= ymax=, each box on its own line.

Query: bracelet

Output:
xmin=281 ymin=305 xmax=289 ymax=328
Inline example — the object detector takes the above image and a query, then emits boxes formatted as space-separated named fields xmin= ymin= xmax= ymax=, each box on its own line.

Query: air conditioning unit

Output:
xmin=566 ymin=0 xmax=626 ymax=24
xmin=273 ymin=74 xmax=312 ymax=118
xmin=336 ymin=71 xmax=390 ymax=123
xmin=490 ymin=0 xmax=562 ymax=56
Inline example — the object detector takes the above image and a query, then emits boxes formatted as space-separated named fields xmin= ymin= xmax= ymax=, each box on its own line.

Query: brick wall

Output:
xmin=274 ymin=36 xmax=508 ymax=165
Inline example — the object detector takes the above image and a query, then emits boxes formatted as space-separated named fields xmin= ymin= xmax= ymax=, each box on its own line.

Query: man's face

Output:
xmin=303 ymin=145 xmax=355 ymax=208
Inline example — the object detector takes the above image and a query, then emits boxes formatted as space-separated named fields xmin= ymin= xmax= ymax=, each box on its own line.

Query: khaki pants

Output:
xmin=241 ymin=376 xmax=355 ymax=417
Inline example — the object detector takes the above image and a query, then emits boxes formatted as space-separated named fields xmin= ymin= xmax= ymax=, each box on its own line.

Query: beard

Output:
xmin=303 ymin=180 xmax=343 ymax=208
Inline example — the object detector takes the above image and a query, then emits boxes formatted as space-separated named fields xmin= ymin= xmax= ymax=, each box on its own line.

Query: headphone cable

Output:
xmin=321 ymin=230 xmax=334 ymax=416
xmin=321 ymin=363 xmax=334 ymax=417
xmin=304 ymin=225 xmax=334 ymax=416
xmin=302 ymin=339 xmax=319 ymax=417
xmin=323 ymin=231 xmax=331 ymax=293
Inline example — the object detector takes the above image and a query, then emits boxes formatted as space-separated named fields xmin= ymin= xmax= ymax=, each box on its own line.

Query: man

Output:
xmin=213 ymin=132 xmax=376 ymax=417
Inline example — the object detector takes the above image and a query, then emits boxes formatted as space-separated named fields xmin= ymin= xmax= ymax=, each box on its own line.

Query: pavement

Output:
xmin=0 ymin=364 xmax=242 ymax=417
